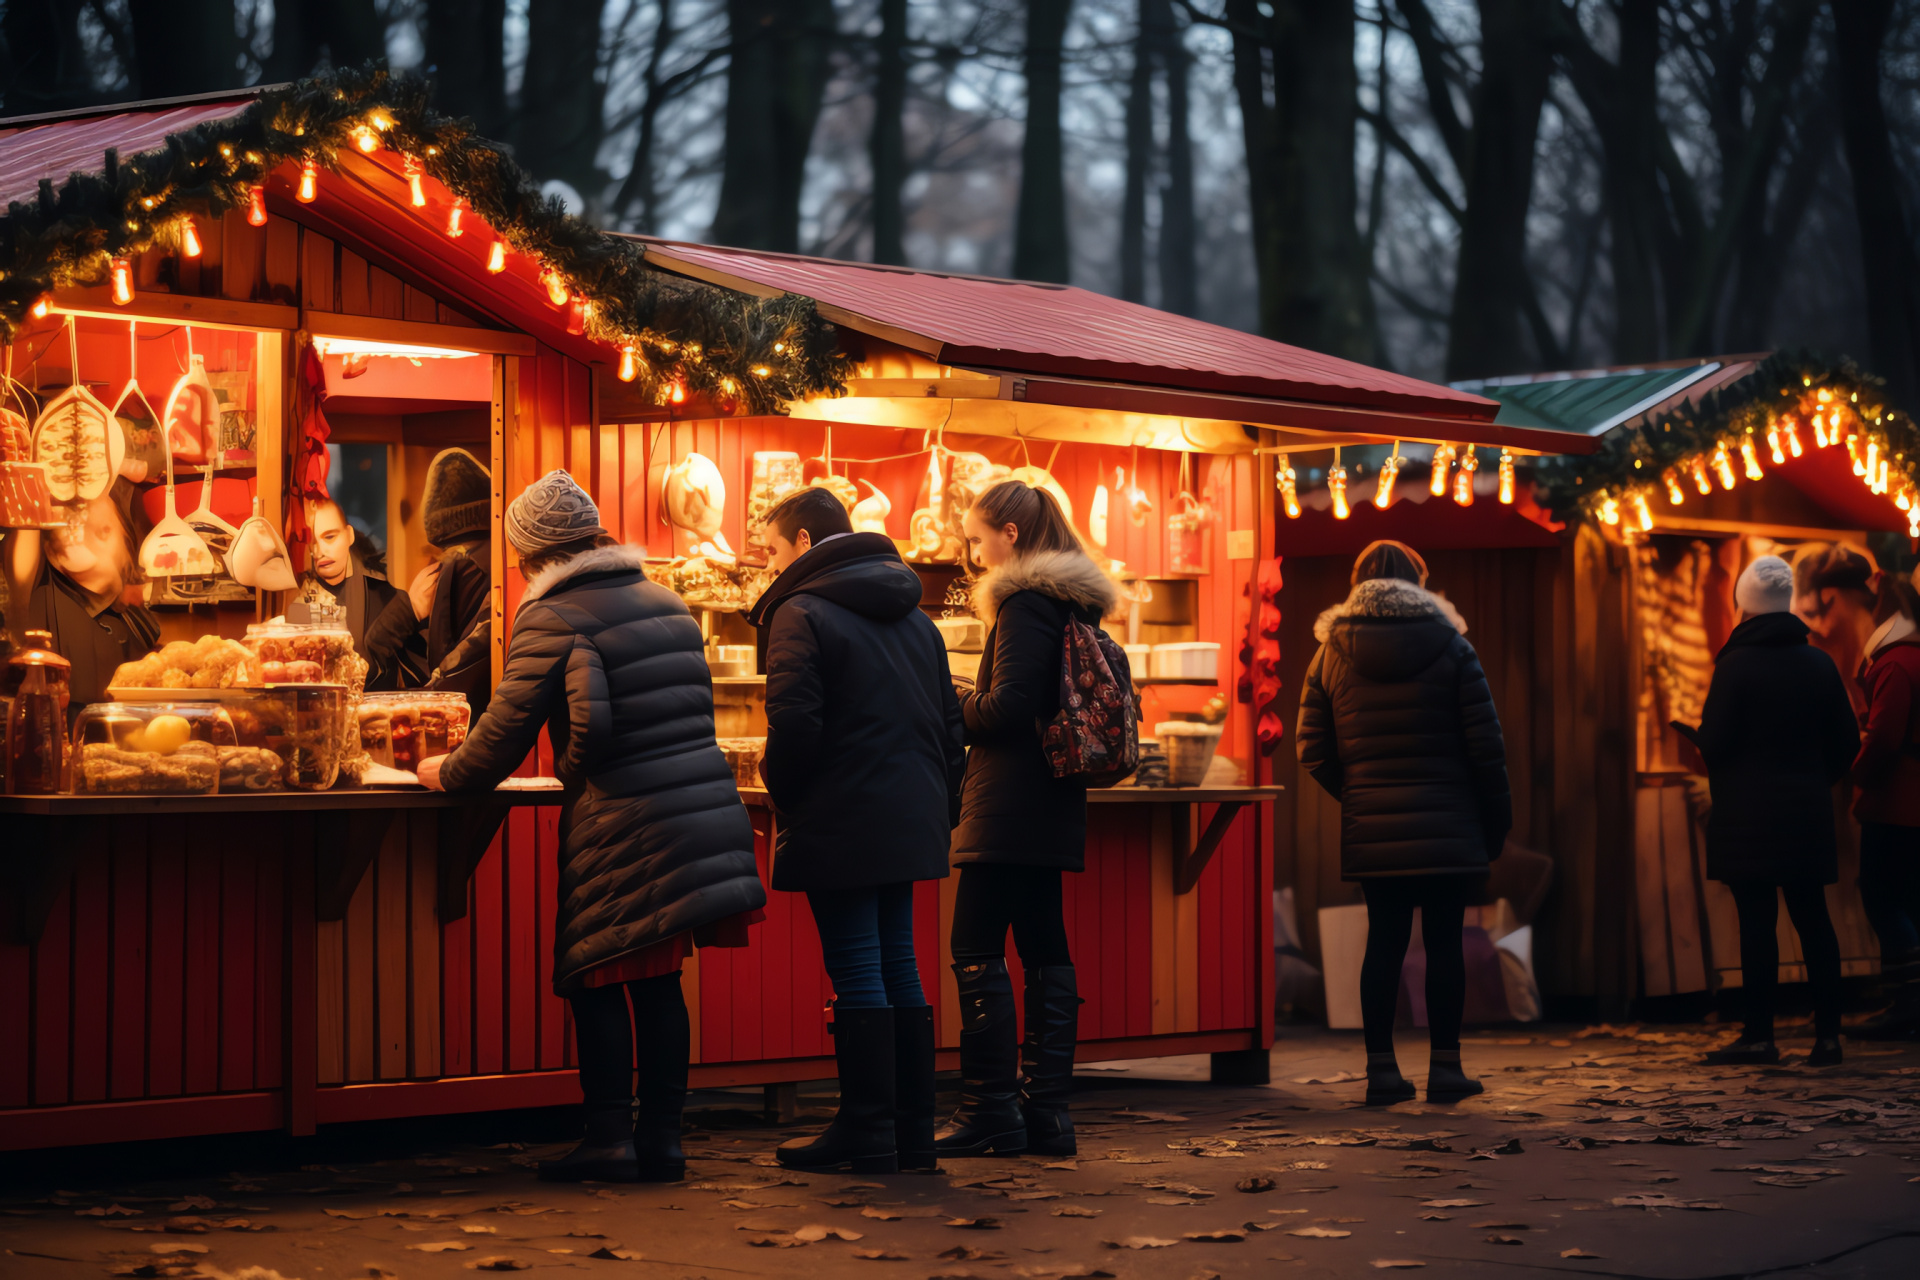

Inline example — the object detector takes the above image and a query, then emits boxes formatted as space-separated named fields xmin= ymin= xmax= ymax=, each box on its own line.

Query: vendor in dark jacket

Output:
xmin=362 ymin=448 xmax=494 ymax=707
xmin=1688 ymin=556 xmax=1858 ymax=1066
xmin=747 ymin=486 xmax=966 ymax=1174
xmin=419 ymin=470 xmax=765 ymax=1183
xmin=1296 ymin=539 xmax=1510 ymax=1106
xmin=298 ymin=499 xmax=426 ymax=691
xmin=1848 ymin=571 xmax=1920 ymax=1040
xmin=938 ymin=480 xmax=1118 ymax=1160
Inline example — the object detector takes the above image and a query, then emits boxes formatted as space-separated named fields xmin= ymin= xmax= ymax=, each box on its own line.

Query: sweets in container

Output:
xmin=71 ymin=701 xmax=235 ymax=795
xmin=358 ymin=692 xmax=471 ymax=773
xmin=226 ymin=686 xmax=348 ymax=791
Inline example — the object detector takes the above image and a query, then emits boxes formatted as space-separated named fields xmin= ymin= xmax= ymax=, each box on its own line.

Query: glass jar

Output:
xmin=6 ymin=630 xmax=71 ymax=795
xmin=71 ymin=701 xmax=234 ymax=795
xmin=226 ymin=685 xmax=346 ymax=791
xmin=242 ymin=620 xmax=359 ymax=686
xmin=360 ymin=691 xmax=473 ymax=773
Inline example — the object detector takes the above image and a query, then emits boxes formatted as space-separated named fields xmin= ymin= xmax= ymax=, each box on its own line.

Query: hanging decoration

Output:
xmin=1275 ymin=452 xmax=1300 ymax=519
xmin=1497 ymin=448 xmax=1516 ymax=504
xmin=1451 ymin=444 xmax=1478 ymax=506
xmin=1428 ymin=442 xmax=1456 ymax=496
xmin=1328 ymin=447 xmax=1350 ymax=520
xmin=0 ymin=65 xmax=852 ymax=417
xmin=1373 ymin=442 xmax=1403 ymax=509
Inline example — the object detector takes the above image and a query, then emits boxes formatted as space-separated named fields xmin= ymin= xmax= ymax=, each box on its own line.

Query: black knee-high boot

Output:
xmin=626 ymin=974 xmax=690 ymax=1182
xmin=1020 ymin=965 xmax=1079 ymax=1156
xmin=776 ymin=1007 xmax=899 ymax=1173
xmin=893 ymin=1005 xmax=938 ymax=1171
xmin=934 ymin=959 xmax=1027 ymax=1156
xmin=543 ymin=988 xmax=641 ymax=1182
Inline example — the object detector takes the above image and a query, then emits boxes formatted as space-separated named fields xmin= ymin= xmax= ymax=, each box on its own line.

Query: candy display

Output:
xmin=358 ymin=691 xmax=471 ymax=773
xmin=70 ymin=701 xmax=236 ymax=795
xmin=226 ymin=685 xmax=347 ymax=790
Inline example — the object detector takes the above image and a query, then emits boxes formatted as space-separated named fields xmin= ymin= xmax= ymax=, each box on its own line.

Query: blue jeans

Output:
xmin=806 ymin=882 xmax=929 ymax=1010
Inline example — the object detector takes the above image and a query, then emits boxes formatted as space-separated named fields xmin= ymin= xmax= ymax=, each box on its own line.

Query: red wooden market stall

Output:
xmin=0 ymin=74 xmax=1587 ymax=1152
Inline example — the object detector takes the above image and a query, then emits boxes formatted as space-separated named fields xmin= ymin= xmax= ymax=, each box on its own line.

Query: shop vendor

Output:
xmin=300 ymin=497 xmax=427 ymax=691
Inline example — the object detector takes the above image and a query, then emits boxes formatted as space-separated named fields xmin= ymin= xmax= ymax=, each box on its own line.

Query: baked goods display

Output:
xmin=69 ymin=703 xmax=235 ymax=795
xmin=217 ymin=745 xmax=284 ymax=792
xmin=111 ymin=636 xmax=256 ymax=689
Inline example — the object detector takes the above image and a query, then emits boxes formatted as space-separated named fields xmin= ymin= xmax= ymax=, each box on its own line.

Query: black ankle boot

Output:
xmin=934 ymin=959 xmax=1027 ymax=1157
xmin=1020 ymin=965 xmax=1079 ymax=1157
xmin=894 ymin=1005 xmax=938 ymax=1172
xmin=1425 ymin=1050 xmax=1483 ymax=1101
xmin=1364 ymin=1052 xmax=1415 ymax=1106
xmin=1703 ymin=1036 xmax=1780 ymax=1065
xmin=629 ymin=975 xmax=690 ymax=1182
xmin=1807 ymin=1037 xmax=1843 ymax=1067
xmin=538 ymin=1103 xmax=641 ymax=1182
xmin=777 ymin=1007 xmax=898 ymax=1173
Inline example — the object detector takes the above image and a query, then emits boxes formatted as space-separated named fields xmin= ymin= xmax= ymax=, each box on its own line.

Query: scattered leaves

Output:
xmin=1561 ymin=1248 xmax=1605 ymax=1259
xmin=1235 ymin=1177 xmax=1276 ymax=1193
xmin=1371 ymin=1261 xmax=1427 ymax=1270
xmin=1053 ymin=1206 xmax=1101 ymax=1217
xmin=1485 ymin=1235 xmax=1525 ymax=1246
xmin=1419 ymin=1199 xmax=1488 ymax=1208
xmin=1102 ymin=1236 xmax=1179 ymax=1249
xmin=409 ymin=1241 xmax=473 ymax=1252
xmin=1182 ymin=1229 xmax=1247 ymax=1242
xmin=467 ymin=1258 xmax=530 ymax=1271
xmin=945 ymin=1217 xmax=1002 ymax=1230
xmin=852 ymin=1247 xmax=909 ymax=1260
xmin=1287 ymin=1226 xmax=1351 ymax=1239
xmin=793 ymin=1224 xmax=864 ymax=1242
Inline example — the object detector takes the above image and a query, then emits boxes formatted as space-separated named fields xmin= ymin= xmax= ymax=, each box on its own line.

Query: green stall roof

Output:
xmin=1452 ymin=363 xmax=1729 ymax=436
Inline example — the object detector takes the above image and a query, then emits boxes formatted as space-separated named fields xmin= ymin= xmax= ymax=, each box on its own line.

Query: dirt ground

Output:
xmin=4 ymin=1022 xmax=1918 ymax=1280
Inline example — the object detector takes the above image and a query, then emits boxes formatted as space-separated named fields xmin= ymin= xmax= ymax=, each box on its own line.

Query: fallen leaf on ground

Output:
xmin=1418 ymin=1213 xmax=1451 ymax=1221
xmin=78 ymin=1205 xmax=142 ymax=1217
xmin=587 ymin=1247 xmax=644 ymax=1260
xmin=1114 ymin=1110 xmax=1190 ymax=1123
xmin=1053 ymin=1206 xmax=1101 ymax=1217
xmin=1610 ymin=1194 xmax=1722 ymax=1211
xmin=408 ymin=1241 xmax=472 ymax=1252
xmin=168 ymin=1198 xmax=216 ymax=1212
xmin=1561 ymin=1248 xmax=1605 ymax=1259
xmin=742 ymin=1234 xmax=805 ymax=1248
xmin=1370 ymin=1262 xmax=1426 ymax=1270
xmin=1183 ymin=1229 xmax=1246 ymax=1242
xmin=1147 ymin=1196 xmax=1205 ymax=1206
xmin=793 ymin=1224 xmax=864 ymax=1242
xmin=1291 ymin=1071 xmax=1362 ymax=1085
xmin=1470 ymin=1220 xmax=1528 ymax=1229
xmin=852 ymin=1247 xmax=908 ymax=1259
xmin=1043 ymin=1161 xmax=1079 ymax=1172
xmin=860 ymin=1206 xmax=901 ymax=1220
xmin=1008 ymin=1190 xmax=1061 ymax=1201
xmin=937 ymin=1246 xmax=1007 ymax=1261
xmin=1236 ymin=1177 xmax=1276 ymax=1193
xmin=460 ymin=1225 xmax=497 ymax=1234
xmin=1102 ymin=1236 xmax=1179 ymax=1249
xmin=1485 ymin=1235 xmax=1524 ymax=1245
xmin=467 ymin=1259 xmax=530 ymax=1271
xmin=148 ymin=1244 xmax=208 ymax=1255
xmin=1419 ymin=1199 xmax=1488 ymax=1208
xmin=946 ymin=1218 xmax=1002 ymax=1229
xmin=1288 ymin=1226 xmax=1350 ymax=1238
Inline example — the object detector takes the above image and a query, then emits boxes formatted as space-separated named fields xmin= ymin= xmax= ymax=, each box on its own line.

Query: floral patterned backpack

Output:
xmin=1042 ymin=617 xmax=1140 ymax=786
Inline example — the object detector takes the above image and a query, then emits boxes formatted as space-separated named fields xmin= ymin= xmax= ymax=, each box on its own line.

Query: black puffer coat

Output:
xmin=952 ymin=549 xmax=1120 ymax=871
xmin=1694 ymin=610 xmax=1859 ymax=884
xmin=440 ymin=544 xmax=765 ymax=993
xmin=750 ymin=533 xmax=966 ymax=891
xmin=1296 ymin=576 xmax=1511 ymax=879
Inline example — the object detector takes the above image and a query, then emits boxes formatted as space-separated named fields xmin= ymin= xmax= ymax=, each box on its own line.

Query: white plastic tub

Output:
xmin=1150 ymin=641 xmax=1220 ymax=680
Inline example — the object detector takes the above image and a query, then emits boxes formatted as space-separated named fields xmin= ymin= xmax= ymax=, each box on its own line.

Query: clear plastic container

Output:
xmin=71 ymin=701 xmax=234 ymax=795
xmin=226 ymin=686 xmax=347 ymax=790
xmin=6 ymin=629 xmax=70 ymax=795
xmin=359 ymin=691 xmax=472 ymax=773
xmin=242 ymin=619 xmax=359 ymax=686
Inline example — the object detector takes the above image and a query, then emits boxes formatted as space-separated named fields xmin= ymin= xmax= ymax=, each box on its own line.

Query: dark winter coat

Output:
xmin=951 ymin=549 xmax=1121 ymax=871
xmin=363 ymin=539 xmax=492 ymax=706
xmin=1855 ymin=630 xmax=1920 ymax=828
xmin=749 ymin=533 xmax=966 ymax=891
xmin=1296 ymin=577 xmax=1511 ymax=879
xmin=303 ymin=545 xmax=426 ymax=692
xmin=440 ymin=544 xmax=765 ymax=993
xmin=1694 ymin=610 xmax=1859 ymax=884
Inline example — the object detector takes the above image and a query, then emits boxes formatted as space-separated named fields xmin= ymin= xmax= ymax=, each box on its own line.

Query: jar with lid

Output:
xmin=5 ymin=630 xmax=71 ymax=794
xmin=226 ymin=686 xmax=347 ymax=790
xmin=242 ymin=619 xmax=359 ymax=685
xmin=358 ymin=691 xmax=472 ymax=773
xmin=71 ymin=701 xmax=236 ymax=795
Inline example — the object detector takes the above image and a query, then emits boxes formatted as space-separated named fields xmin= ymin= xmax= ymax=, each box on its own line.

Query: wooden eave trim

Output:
xmin=304 ymin=309 xmax=536 ymax=357
xmin=50 ymin=287 xmax=297 ymax=332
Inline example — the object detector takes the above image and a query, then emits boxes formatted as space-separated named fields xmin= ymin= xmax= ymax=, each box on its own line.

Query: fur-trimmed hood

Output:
xmin=972 ymin=549 xmax=1119 ymax=624
xmin=1314 ymin=577 xmax=1467 ymax=644
xmin=521 ymin=543 xmax=649 ymax=604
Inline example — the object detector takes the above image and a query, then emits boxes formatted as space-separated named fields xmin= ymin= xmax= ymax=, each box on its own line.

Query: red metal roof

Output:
xmin=0 ymin=99 xmax=255 ymax=209
xmin=635 ymin=239 xmax=1499 ymax=422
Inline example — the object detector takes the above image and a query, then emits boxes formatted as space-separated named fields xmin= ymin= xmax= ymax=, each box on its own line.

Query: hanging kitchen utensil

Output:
xmin=850 ymin=479 xmax=892 ymax=534
xmin=110 ymin=320 xmax=166 ymax=484
xmin=0 ymin=358 xmax=58 ymax=529
xmin=138 ymin=427 xmax=217 ymax=580
xmin=226 ymin=494 xmax=298 ymax=591
xmin=161 ymin=329 xmax=219 ymax=465
xmin=662 ymin=450 xmax=735 ymax=561
xmin=1089 ymin=483 xmax=1110 ymax=549
xmin=32 ymin=318 xmax=122 ymax=502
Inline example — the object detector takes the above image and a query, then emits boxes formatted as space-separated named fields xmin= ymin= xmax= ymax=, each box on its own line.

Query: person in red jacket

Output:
xmin=1852 ymin=571 xmax=1920 ymax=1040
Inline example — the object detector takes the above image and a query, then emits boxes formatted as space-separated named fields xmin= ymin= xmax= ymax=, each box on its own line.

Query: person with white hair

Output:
xmin=1682 ymin=555 xmax=1859 ymax=1066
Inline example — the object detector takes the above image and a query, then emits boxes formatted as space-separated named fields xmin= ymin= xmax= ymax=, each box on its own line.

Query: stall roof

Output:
xmin=1453 ymin=357 xmax=1765 ymax=435
xmin=0 ymin=93 xmax=261 ymax=209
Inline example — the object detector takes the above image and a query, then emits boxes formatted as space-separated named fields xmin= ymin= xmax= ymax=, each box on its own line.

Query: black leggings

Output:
xmin=568 ymin=973 xmax=688 ymax=1105
xmin=1359 ymin=877 xmax=1482 ymax=1056
xmin=950 ymin=864 xmax=1074 ymax=967
xmin=1729 ymin=881 xmax=1841 ymax=1040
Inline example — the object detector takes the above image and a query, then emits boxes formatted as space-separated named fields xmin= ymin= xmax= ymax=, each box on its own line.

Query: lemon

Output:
xmin=143 ymin=714 xmax=193 ymax=756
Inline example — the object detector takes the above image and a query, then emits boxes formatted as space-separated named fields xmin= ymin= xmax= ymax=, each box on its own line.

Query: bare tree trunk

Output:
xmin=712 ymin=0 xmax=838 ymax=254
xmin=1120 ymin=0 xmax=1153 ymax=302
xmin=1225 ymin=0 xmax=1375 ymax=361
xmin=1 ymin=0 xmax=95 ymax=111
xmin=426 ymin=0 xmax=509 ymax=138
xmin=516 ymin=0 xmax=611 ymax=205
xmin=263 ymin=0 xmax=386 ymax=81
xmin=128 ymin=0 xmax=242 ymax=97
xmin=1834 ymin=0 xmax=1920 ymax=412
xmin=1014 ymin=0 xmax=1073 ymax=283
xmin=870 ymin=0 xmax=908 ymax=264
xmin=616 ymin=0 xmax=677 ymax=234
xmin=1443 ymin=0 xmax=1552 ymax=380
xmin=1603 ymin=0 xmax=1662 ymax=363
xmin=1154 ymin=0 xmax=1196 ymax=316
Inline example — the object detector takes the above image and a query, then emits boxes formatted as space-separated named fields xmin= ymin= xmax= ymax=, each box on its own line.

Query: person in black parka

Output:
xmin=748 ymin=487 xmax=966 ymax=1174
xmin=1687 ymin=555 xmax=1859 ymax=1067
xmin=420 ymin=470 xmax=764 ymax=1184
xmin=1296 ymin=540 xmax=1511 ymax=1106
xmin=939 ymin=480 xmax=1119 ymax=1160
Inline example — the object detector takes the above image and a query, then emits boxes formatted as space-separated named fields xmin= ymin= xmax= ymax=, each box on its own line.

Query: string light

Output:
xmin=486 ymin=239 xmax=507 ymax=273
xmin=1766 ymin=422 xmax=1785 ymax=465
xmin=353 ymin=124 xmax=381 ymax=153
xmin=1740 ymin=435 xmax=1765 ymax=481
xmin=1814 ymin=415 xmax=1831 ymax=448
xmin=1276 ymin=453 xmax=1300 ymax=519
xmin=1848 ymin=433 xmax=1865 ymax=476
xmin=403 ymin=155 xmax=427 ymax=208
xmin=1598 ymin=493 xmax=1621 ymax=525
xmin=1631 ymin=489 xmax=1654 ymax=533
xmin=29 ymin=294 xmax=50 ymax=319
xmin=1691 ymin=457 xmax=1713 ymax=495
xmin=669 ymin=380 xmax=687 ymax=405
xmin=1329 ymin=448 xmax=1350 ymax=520
xmin=541 ymin=269 xmax=569 ymax=307
xmin=1429 ymin=442 xmax=1455 ymax=496
xmin=179 ymin=218 xmax=203 ymax=258
xmin=1784 ymin=418 xmax=1804 ymax=457
xmin=109 ymin=257 xmax=133 ymax=305
xmin=1452 ymin=445 xmax=1478 ymax=506
xmin=1498 ymin=448 xmax=1516 ymax=504
xmin=296 ymin=159 xmax=318 ymax=203
xmin=1910 ymin=504 xmax=1919 ymax=539
xmin=1374 ymin=442 xmax=1403 ymax=509
xmin=1865 ymin=437 xmax=1879 ymax=481
xmin=445 ymin=197 xmax=465 ymax=238
xmin=618 ymin=345 xmax=640 ymax=382
xmin=1711 ymin=440 xmax=1737 ymax=490
xmin=247 ymin=184 xmax=268 ymax=226
xmin=1663 ymin=468 xmax=1686 ymax=505
xmin=566 ymin=297 xmax=588 ymax=336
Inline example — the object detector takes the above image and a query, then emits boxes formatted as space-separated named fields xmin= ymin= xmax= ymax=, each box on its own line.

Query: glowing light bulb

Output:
xmin=1766 ymin=423 xmax=1785 ymax=465
xmin=180 ymin=218 xmax=202 ymax=258
xmin=1599 ymin=493 xmax=1621 ymax=526
xmin=353 ymin=125 xmax=380 ymax=154
xmin=247 ymin=184 xmax=268 ymax=226
xmin=1848 ymin=433 xmax=1865 ymax=476
xmin=404 ymin=156 xmax=426 ymax=208
xmin=542 ymin=269 xmax=569 ymax=307
xmin=1741 ymin=435 xmax=1764 ymax=481
xmin=109 ymin=257 xmax=133 ymax=305
xmin=618 ymin=345 xmax=640 ymax=383
xmin=1374 ymin=444 xmax=1403 ymax=509
xmin=296 ymin=160 xmax=318 ymax=203
xmin=668 ymin=380 xmax=687 ymax=405
xmin=444 ymin=197 xmax=465 ymax=238
xmin=1866 ymin=437 xmax=1880 ymax=480
xmin=566 ymin=297 xmax=587 ymax=336
xmin=1909 ymin=504 xmax=1919 ymax=539
xmin=1817 ymin=387 xmax=1833 ymax=404
xmin=1712 ymin=440 xmax=1737 ymax=489
xmin=486 ymin=239 xmax=507 ymax=273
xmin=1329 ymin=459 xmax=1350 ymax=520
xmin=1663 ymin=468 xmax=1686 ymax=505
xmin=1429 ymin=442 xmax=1455 ymax=496
xmin=1632 ymin=490 xmax=1654 ymax=533
xmin=1276 ymin=453 xmax=1300 ymax=519
xmin=1813 ymin=417 xmax=1830 ymax=448
xmin=1897 ymin=482 xmax=1913 ymax=512
xmin=1497 ymin=448 xmax=1516 ymax=505
xmin=29 ymin=294 xmax=50 ymax=319
xmin=1452 ymin=445 xmax=1478 ymax=506
xmin=1691 ymin=457 xmax=1713 ymax=496
xmin=1831 ymin=409 xmax=1844 ymax=436
xmin=1785 ymin=419 xmax=1804 ymax=457
xmin=1876 ymin=457 xmax=1889 ymax=494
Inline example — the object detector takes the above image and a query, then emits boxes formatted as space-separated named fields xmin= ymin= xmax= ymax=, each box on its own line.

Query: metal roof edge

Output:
xmin=0 ymin=85 xmax=277 ymax=130
xmin=1584 ymin=362 xmax=1724 ymax=435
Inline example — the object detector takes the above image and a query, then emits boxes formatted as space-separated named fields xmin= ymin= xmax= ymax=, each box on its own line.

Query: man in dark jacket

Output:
xmin=747 ymin=486 xmax=966 ymax=1173
xmin=363 ymin=447 xmax=493 ymax=708
xmin=299 ymin=499 xmax=425 ymax=691
xmin=1687 ymin=555 xmax=1860 ymax=1066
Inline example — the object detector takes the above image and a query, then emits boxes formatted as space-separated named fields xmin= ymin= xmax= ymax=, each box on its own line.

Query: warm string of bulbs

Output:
xmin=29 ymin=107 xmax=805 ymax=410
xmin=1275 ymin=441 xmax=1518 ymax=519
xmin=1587 ymin=381 xmax=1920 ymax=540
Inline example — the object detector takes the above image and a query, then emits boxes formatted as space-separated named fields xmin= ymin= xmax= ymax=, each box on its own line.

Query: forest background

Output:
xmin=5 ymin=0 xmax=1918 ymax=411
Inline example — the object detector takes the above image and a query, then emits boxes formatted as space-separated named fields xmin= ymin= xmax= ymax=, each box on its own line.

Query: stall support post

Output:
xmin=285 ymin=834 xmax=318 ymax=1137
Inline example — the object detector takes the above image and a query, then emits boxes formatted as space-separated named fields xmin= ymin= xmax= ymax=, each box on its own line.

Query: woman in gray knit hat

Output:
xmin=420 ymin=469 xmax=766 ymax=1182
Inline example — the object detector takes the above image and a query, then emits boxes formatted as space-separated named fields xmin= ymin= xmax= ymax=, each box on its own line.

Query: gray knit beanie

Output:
xmin=506 ymin=469 xmax=608 ymax=556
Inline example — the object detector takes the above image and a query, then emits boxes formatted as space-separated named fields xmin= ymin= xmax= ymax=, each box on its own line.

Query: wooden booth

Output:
xmin=0 ymin=74 xmax=1579 ymax=1151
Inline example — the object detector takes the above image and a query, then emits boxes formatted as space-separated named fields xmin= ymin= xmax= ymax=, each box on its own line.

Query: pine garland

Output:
xmin=1534 ymin=351 xmax=1920 ymax=533
xmin=0 ymin=65 xmax=851 ymax=415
